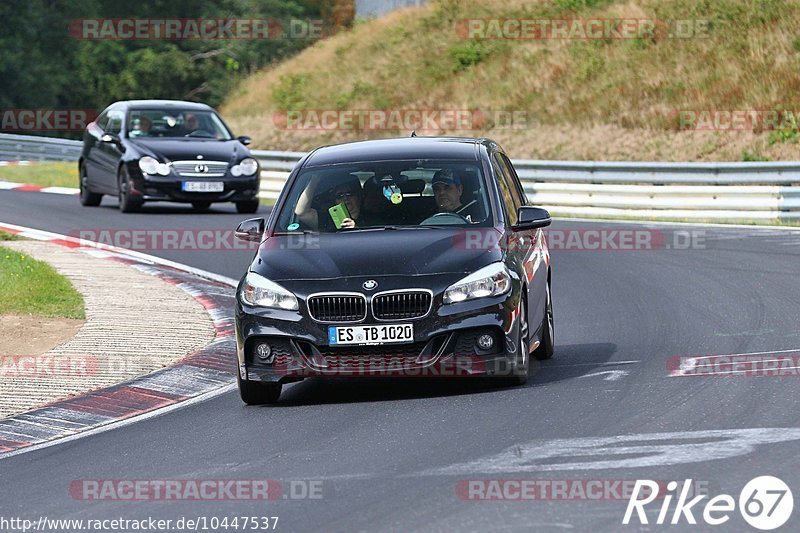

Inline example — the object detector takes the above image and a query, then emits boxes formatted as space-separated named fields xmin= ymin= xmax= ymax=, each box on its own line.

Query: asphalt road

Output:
xmin=2 ymin=190 xmax=800 ymax=532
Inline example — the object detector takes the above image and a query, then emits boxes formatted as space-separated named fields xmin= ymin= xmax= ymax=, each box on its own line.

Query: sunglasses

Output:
xmin=335 ymin=191 xmax=356 ymax=200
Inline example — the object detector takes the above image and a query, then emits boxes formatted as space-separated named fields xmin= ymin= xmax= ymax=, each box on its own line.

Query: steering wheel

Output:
xmin=184 ymin=129 xmax=214 ymax=138
xmin=419 ymin=212 xmax=469 ymax=225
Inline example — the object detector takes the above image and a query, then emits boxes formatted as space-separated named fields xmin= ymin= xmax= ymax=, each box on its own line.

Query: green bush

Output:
xmin=272 ymin=73 xmax=310 ymax=111
xmin=449 ymin=40 xmax=492 ymax=71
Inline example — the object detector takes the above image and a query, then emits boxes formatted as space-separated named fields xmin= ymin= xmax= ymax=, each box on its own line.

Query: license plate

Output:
xmin=328 ymin=324 xmax=413 ymax=345
xmin=182 ymin=181 xmax=224 ymax=192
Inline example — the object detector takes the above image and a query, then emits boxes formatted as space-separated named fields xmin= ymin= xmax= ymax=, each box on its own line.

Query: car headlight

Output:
xmin=155 ymin=162 xmax=170 ymax=176
xmin=138 ymin=156 xmax=158 ymax=175
xmin=443 ymin=263 xmax=512 ymax=304
xmin=231 ymin=158 xmax=258 ymax=177
xmin=239 ymin=158 xmax=258 ymax=176
xmin=240 ymin=272 xmax=298 ymax=310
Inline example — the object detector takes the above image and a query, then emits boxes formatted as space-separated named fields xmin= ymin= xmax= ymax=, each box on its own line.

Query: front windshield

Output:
xmin=275 ymin=159 xmax=493 ymax=233
xmin=126 ymin=109 xmax=232 ymax=140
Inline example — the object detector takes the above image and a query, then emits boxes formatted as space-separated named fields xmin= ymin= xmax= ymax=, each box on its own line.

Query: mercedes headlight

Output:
xmin=232 ymin=158 xmax=258 ymax=177
xmin=443 ymin=263 xmax=512 ymax=304
xmin=240 ymin=272 xmax=298 ymax=310
xmin=138 ymin=156 xmax=158 ymax=175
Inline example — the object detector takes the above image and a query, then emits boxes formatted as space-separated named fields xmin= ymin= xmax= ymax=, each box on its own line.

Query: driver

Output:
xmin=432 ymin=169 xmax=481 ymax=222
xmin=184 ymin=113 xmax=199 ymax=133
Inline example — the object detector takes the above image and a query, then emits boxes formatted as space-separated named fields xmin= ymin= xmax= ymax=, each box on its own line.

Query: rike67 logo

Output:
xmin=623 ymin=476 xmax=793 ymax=530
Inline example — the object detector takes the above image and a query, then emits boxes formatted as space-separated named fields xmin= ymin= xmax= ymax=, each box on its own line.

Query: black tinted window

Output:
xmin=106 ymin=110 xmax=124 ymax=134
xmin=96 ymin=111 xmax=109 ymax=130
xmin=275 ymin=159 xmax=493 ymax=232
xmin=492 ymin=155 xmax=518 ymax=225
xmin=498 ymin=153 xmax=527 ymax=207
xmin=127 ymin=109 xmax=232 ymax=140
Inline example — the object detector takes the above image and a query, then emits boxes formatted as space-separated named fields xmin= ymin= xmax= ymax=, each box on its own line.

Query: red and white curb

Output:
xmin=0 ymin=179 xmax=79 ymax=195
xmin=0 ymin=161 xmax=78 ymax=194
xmin=0 ymin=222 xmax=240 ymax=458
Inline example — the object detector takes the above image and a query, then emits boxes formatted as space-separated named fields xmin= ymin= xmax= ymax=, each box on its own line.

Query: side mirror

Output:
xmin=513 ymin=206 xmax=551 ymax=231
xmin=235 ymin=218 xmax=265 ymax=242
xmin=101 ymin=133 xmax=120 ymax=144
xmin=237 ymin=135 xmax=252 ymax=146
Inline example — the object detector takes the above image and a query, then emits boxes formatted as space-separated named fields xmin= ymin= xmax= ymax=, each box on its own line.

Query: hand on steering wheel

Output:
xmin=184 ymin=129 xmax=214 ymax=138
xmin=420 ymin=211 xmax=469 ymax=225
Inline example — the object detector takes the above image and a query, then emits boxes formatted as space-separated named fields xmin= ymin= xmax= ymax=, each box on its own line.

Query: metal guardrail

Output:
xmin=0 ymin=133 xmax=82 ymax=162
xmin=251 ymin=149 xmax=800 ymax=220
xmin=3 ymin=134 xmax=799 ymax=221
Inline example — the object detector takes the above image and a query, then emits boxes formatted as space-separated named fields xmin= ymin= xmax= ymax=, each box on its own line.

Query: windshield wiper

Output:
xmin=273 ymin=230 xmax=317 ymax=235
xmin=336 ymin=226 xmax=391 ymax=233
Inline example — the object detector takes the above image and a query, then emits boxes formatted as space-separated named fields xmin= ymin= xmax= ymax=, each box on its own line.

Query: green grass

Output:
xmin=0 ymin=162 xmax=78 ymax=188
xmin=0 ymin=231 xmax=23 ymax=241
xmin=0 ymin=245 xmax=85 ymax=319
xmin=221 ymin=0 xmax=800 ymax=161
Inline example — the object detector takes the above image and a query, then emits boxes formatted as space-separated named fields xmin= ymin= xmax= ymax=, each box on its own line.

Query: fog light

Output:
xmin=476 ymin=334 xmax=494 ymax=351
xmin=256 ymin=343 xmax=274 ymax=363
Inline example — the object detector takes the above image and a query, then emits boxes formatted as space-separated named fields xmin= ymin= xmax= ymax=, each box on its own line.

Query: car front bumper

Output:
xmin=235 ymin=281 xmax=525 ymax=384
xmin=129 ymin=171 xmax=260 ymax=203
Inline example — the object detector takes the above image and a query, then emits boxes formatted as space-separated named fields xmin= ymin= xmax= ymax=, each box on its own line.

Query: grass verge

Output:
xmin=0 ymin=245 xmax=85 ymax=319
xmin=0 ymin=162 xmax=78 ymax=188
xmin=0 ymin=231 xmax=23 ymax=241
xmin=221 ymin=0 xmax=800 ymax=162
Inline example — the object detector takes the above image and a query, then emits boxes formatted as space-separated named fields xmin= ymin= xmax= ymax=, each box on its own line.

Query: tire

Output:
xmin=511 ymin=296 xmax=530 ymax=385
xmin=487 ymin=296 xmax=529 ymax=387
xmin=236 ymin=200 xmax=260 ymax=214
xmin=533 ymin=281 xmax=554 ymax=360
xmin=79 ymin=163 xmax=102 ymax=207
xmin=118 ymin=166 xmax=142 ymax=213
xmin=237 ymin=373 xmax=282 ymax=405
xmin=192 ymin=201 xmax=212 ymax=211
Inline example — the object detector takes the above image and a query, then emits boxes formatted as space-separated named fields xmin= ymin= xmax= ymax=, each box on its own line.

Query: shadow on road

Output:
xmin=272 ymin=342 xmax=617 ymax=407
xmin=97 ymin=202 xmax=270 ymax=216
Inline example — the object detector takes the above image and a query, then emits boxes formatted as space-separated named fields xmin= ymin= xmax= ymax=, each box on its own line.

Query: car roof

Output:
xmin=109 ymin=100 xmax=215 ymax=111
xmin=302 ymin=137 xmax=499 ymax=167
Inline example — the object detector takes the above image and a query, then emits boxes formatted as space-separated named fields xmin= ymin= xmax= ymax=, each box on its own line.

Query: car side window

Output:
xmin=96 ymin=111 xmax=109 ymax=131
xmin=491 ymin=155 xmax=518 ymax=226
xmin=106 ymin=110 xmax=124 ymax=134
xmin=497 ymin=153 xmax=528 ymax=206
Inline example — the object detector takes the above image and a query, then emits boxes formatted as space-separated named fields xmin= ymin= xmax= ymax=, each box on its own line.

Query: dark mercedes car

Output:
xmin=79 ymin=99 xmax=260 ymax=213
xmin=233 ymin=137 xmax=554 ymax=404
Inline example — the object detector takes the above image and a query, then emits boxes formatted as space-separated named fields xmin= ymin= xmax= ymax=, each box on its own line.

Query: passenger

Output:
xmin=432 ymin=169 xmax=481 ymax=222
xmin=130 ymin=116 xmax=151 ymax=137
xmin=295 ymin=177 xmax=374 ymax=230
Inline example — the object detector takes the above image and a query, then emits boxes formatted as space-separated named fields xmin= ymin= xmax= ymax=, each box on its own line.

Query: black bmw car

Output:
xmin=79 ymin=99 xmax=260 ymax=213
xmin=234 ymin=137 xmax=554 ymax=404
